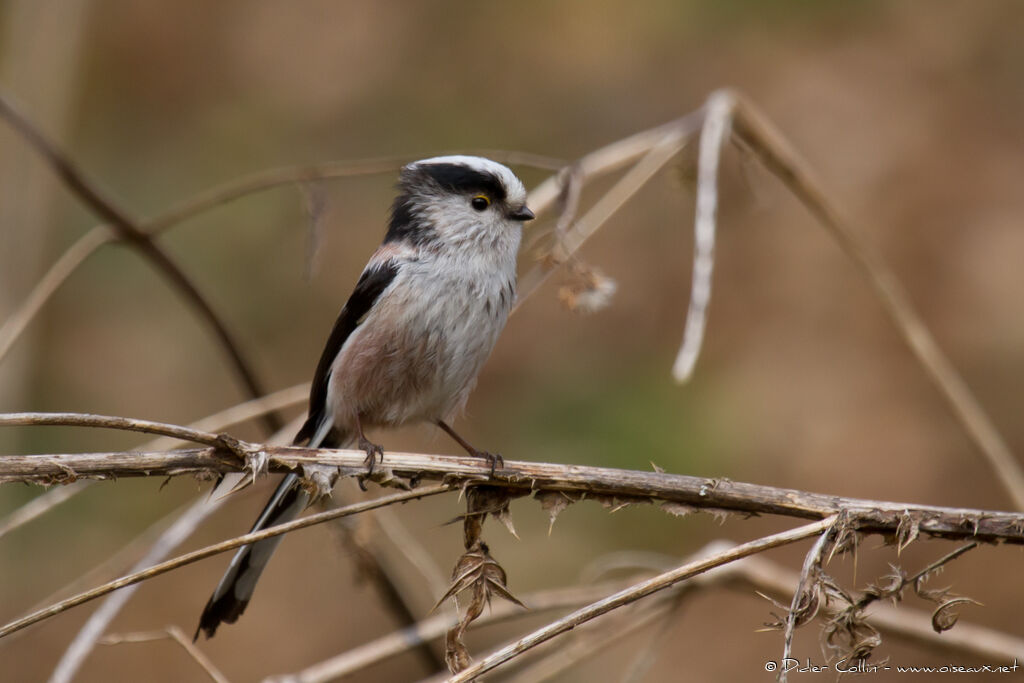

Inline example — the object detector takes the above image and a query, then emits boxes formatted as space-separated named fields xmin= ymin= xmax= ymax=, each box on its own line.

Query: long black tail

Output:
xmin=194 ymin=473 xmax=309 ymax=640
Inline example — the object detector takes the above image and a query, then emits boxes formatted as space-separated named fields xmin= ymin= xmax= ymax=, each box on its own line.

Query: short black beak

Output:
xmin=509 ymin=205 xmax=535 ymax=221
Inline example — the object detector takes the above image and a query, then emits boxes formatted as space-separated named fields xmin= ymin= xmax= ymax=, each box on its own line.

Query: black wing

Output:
xmin=294 ymin=259 xmax=401 ymax=446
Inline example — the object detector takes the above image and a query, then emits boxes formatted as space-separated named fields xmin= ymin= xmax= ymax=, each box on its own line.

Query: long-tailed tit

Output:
xmin=195 ymin=155 xmax=534 ymax=639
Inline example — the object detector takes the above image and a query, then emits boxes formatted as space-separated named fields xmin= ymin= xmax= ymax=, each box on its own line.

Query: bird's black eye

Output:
xmin=471 ymin=195 xmax=490 ymax=211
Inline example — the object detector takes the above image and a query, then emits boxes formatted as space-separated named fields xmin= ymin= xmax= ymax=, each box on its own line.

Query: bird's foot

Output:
xmin=356 ymin=436 xmax=385 ymax=491
xmin=471 ymin=450 xmax=503 ymax=477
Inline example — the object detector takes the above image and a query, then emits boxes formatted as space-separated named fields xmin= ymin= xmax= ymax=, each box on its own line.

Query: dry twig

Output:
xmin=720 ymin=91 xmax=1024 ymax=510
xmin=100 ymin=626 xmax=230 ymax=683
xmin=0 ymin=485 xmax=451 ymax=639
xmin=444 ymin=517 xmax=837 ymax=682
xmin=0 ymin=88 xmax=282 ymax=433
xmin=3 ymin=437 xmax=1021 ymax=545
xmin=266 ymin=580 xmax=632 ymax=683
xmin=4 ymin=87 xmax=1024 ymax=681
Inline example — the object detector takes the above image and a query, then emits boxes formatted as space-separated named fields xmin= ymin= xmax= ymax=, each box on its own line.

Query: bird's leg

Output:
xmin=436 ymin=420 xmax=503 ymax=476
xmin=354 ymin=413 xmax=384 ymax=489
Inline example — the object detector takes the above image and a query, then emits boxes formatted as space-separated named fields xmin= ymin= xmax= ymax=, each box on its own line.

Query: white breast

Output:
xmin=326 ymin=230 xmax=520 ymax=430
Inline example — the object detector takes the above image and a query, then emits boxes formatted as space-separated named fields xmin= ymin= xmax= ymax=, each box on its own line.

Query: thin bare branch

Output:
xmin=321 ymin=495 xmax=446 ymax=675
xmin=146 ymin=150 xmax=562 ymax=241
xmin=302 ymin=538 xmax=1024 ymax=683
xmin=517 ymin=117 xmax=699 ymax=307
xmin=266 ymin=580 xmax=634 ymax=683
xmin=444 ymin=517 xmax=837 ymax=682
xmin=616 ymin=593 xmax=690 ymax=683
xmin=0 ymin=151 xmax=561 ymax=368
xmin=0 ymin=485 xmax=451 ymax=639
xmin=526 ymin=111 xmax=705 ymax=215
xmin=0 ymin=480 xmax=88 ymax=541
xmin=144 ymin=383 xmax=309 ymax=452
xmin=49 ymin=496 xmax=230 ymax=683
xmin=499 ymin=602 xmax=676 ymax=683
xmin=0 ymin=388 xmax=305 ymax=541
xmin=0 ymin=88 xmax=281 ymax=433
xmin=0 ymin=226 xmax=113 ymax=364
xmin=0 ymin=411 xmax=251 ymax=454
xmin=723 ymin=90 xmax=1024 ymax=511
xmin=100 ymin=626 xmax=230 ymax=683
xmin=47 ymin=414 xmax=303 ymax=683
xmin=370 ymin=503 xmax=450 ymax=601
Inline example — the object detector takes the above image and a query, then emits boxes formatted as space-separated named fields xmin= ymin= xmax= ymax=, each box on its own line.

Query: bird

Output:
xmin=194 ymin=155 xmax=534 ymax=640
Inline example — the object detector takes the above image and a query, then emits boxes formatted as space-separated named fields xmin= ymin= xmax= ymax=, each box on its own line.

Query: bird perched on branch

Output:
xmin=195 ymin=156 xmax=534 ymax=639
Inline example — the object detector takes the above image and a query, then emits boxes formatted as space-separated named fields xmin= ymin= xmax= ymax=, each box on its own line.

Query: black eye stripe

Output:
xmin=408 ymin=163 xmax=507 ymax=202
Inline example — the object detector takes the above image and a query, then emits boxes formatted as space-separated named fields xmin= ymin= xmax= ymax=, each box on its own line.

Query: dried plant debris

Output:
xmin=557 ymin=262 xmax=618 ymax=314
xmin=445 ymin=627 xmax=473 ymax=676
xmin=660 ymin=501 xmax=698 ymax=518
xmin=439 ymin=541 xmax=525 ymax=674
xmin=931 ymin=597 xmax=981 ymax=633
xmin=895 ymin=510 xmax=921 ymax=554
xmin=591 ymin=493 xmax=651 ymax=513
xmin=535 ymin=490 xmax=582 ymax=534
xmin=439 ymin=487 xmax=528 ymax=674
xmin=434 ymin=541 xmax=526 ymax=614
xmin=449 ymin=486 xmax=527 ymax=544
xmin=300 ymin=179 xmax=328 ymax=282
xmin=298 ymin=462 xmax=339 ymax=501
xmin=766 ymin=540 xmax=981 ymax=666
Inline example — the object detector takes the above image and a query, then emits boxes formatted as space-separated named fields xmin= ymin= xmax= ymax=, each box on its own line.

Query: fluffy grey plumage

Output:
xmin=195 ymin=155 xmax=533 ymax=639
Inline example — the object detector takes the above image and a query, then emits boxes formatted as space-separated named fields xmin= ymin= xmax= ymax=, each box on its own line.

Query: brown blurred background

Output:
xmin=2 ymin=1 xmax=1023 ymax=681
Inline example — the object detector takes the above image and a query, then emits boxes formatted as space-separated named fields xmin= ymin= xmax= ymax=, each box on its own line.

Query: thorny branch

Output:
xmin=2 ymin=434 xmax=1023 ymax=545
xmin=3 ymin=86 xmax=1024 ymax=679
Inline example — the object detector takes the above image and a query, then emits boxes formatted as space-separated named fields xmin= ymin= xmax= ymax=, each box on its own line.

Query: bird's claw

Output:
xmin=473 ymin=450 xmax=503 ymax=477
xmin=356 ymin=437 xmax=385 ymax=491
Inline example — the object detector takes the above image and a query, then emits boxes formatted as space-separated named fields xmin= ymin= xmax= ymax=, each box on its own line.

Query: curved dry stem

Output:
xmin=49 ymin=496 xmax=230 ymax=683
xmin=445 ymin=517 xmax=836 ymax=682
xmin=517 ymin=114 xmax=703 ymax=308
xmin=0 ymin=387 xmax=306 ymax=541
xmin=0 ymin=89 xmax=280 ymax=433
xmin=0 ymin=481 xmax=88 ymax=542
xmin=0 ymin=411 xmax=247 ymax=453
xmin=726 ymin=91 xmax=1024 ymax=511
xmin=46 ymin=406 xmax=306 ymax=683
xmin=100 ymin=626 xmax=229 ymax=683
xmin=0 ymin=226 xmax=113 ymax=365
xmin=149 ymin=151 xmax=563 ymax=239
xmin=0 ymin=484 xmax=451 ymax=639
xmin=0 ymin=151 xmax=564 ymax=369
xmin=144 ymin=383 xmax=309 ymax=452
xmin=526 ymin=111 xmax=705 ymax=216
xmin=501 ymin=604 xmax=677 ymax=683
xmin=673 ymin=90 xmax=735 ymax=382
xmin=267 ymin=579 xmax=635 ymax=683
xmin=780 ymin=521 xmax=836 ymax=683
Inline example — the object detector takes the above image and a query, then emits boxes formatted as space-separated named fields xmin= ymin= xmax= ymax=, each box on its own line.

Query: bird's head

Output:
xmin=386 ymin=155 xmax=534 ymax=250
